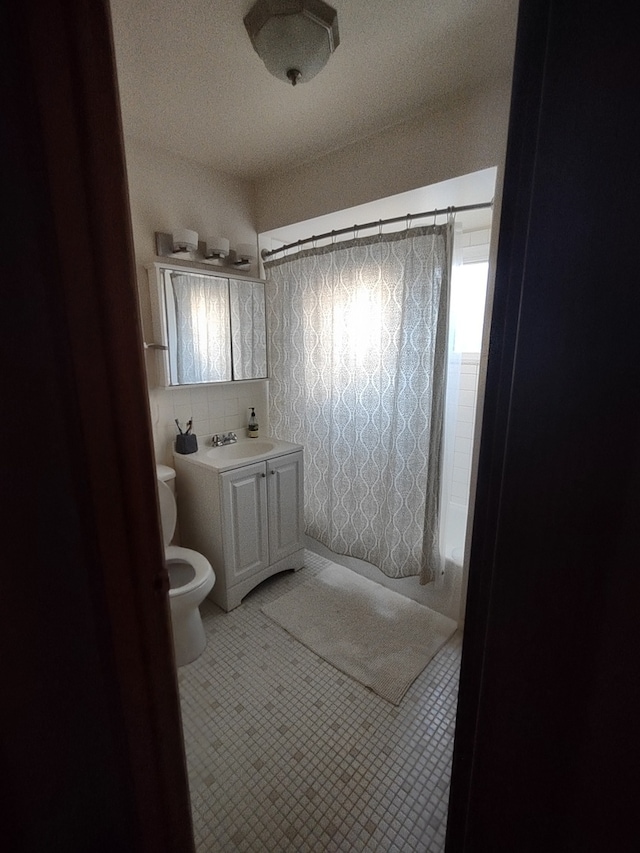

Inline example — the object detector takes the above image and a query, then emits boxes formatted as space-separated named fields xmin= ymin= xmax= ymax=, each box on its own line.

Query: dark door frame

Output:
xmin=447 ymin=1 xmax=640 ymax=850
xmin=2 ymin=2 xmax=193 ymax=850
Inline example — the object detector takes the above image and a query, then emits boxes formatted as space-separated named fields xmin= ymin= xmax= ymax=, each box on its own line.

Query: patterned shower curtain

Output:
xmin=265 ymin=224 xmax=452 ymax=583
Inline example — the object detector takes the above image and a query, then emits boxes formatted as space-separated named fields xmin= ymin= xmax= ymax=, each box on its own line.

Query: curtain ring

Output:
xmin=405 ymin=214 xmax=411 ymax=231
xmin=353 ymin=224 xmax=359 ymax=240
xmin=331 ymin=230 xmax=336 ymax=244
xmin=378 ymin=219 xmax=383 ymax=236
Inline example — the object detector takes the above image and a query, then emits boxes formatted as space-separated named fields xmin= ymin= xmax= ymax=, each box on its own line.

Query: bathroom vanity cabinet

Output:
xmin=173 ymin=441 xmax=304 ymax=611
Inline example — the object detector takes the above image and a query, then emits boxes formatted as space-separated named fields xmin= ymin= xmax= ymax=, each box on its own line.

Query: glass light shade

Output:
xmin=254 ymin=15 xmax=331 ymax=83
xmin=205 ymin=236 xmax=230 ymax=258
xmin=244 ymin=0 xmax=339 ymax=85
xmin=172 ymin=229 xmax=198 ymax=253
xmin=235 ymin=243 xmax=256 ymax=262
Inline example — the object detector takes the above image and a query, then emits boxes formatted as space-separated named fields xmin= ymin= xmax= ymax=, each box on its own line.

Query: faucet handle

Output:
xmin=229 ymin=432 xmax=237 ymax=441
xmin=212 ymin=434 xmax=220 ymax=445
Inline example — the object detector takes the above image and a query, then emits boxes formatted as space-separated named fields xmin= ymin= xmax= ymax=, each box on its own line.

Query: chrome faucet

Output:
xmin=211 ymin=432 xmax=238 ymax=447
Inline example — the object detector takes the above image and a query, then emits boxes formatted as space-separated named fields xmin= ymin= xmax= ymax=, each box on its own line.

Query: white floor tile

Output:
xmin=178 ymin=550 xmax=461 ymax=852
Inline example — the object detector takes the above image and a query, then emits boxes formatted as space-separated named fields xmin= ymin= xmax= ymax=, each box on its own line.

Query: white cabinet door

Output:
xmin=220 ymin=461 xmax=269 ymax=584
xmin=267 ymin=451 xmax=304 ymax=564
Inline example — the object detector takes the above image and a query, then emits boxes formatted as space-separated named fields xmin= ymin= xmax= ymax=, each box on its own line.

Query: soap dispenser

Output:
xmin=247 ymin=407 xmax=259 ymax=438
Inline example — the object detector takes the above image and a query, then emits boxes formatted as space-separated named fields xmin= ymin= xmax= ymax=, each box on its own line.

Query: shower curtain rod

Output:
xmin=261 ymin=200 xmax=493 ymax=260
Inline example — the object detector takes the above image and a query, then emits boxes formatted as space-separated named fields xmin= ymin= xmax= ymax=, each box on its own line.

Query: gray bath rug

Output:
xmin=261 ymin=561 xmax=458 ymax=704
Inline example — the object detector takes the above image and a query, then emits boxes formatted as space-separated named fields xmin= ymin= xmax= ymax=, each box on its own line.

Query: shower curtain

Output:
xmin=265 ymin=224 xmax=452 ymax=584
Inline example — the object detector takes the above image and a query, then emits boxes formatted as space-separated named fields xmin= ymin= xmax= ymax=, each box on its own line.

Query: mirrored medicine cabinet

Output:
xmin=147 ymin=261 xmax=268 ymax=386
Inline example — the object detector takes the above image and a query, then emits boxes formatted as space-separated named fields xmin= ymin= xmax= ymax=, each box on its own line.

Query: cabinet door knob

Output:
xmin=261 ymin=472 xmax=266 ymax=477
xmin=271 ymin=470 xmax=275 ymax=475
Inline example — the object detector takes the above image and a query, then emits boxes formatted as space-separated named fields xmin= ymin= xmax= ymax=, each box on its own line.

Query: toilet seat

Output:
xmin=157 ymin=477 xmax=215 ymax=596
xmin=165 ymin=545 xmax=216 ymax=597
xmin=156 ymin=468 xmax=216 ymax=666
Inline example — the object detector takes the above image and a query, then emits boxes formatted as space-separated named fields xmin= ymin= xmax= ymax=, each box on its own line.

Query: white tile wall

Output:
xmin=148 ymin=379 xmax=269 ymax=466
xmin=449 ymin=354 xmax=480 ymax=508
xmin=460 ymin=228 xmax=491 ymax=263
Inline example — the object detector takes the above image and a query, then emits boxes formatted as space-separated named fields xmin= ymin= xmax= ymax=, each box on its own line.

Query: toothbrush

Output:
xmin=186 ymin=418 xmax=193 ymax=434
xmin=175 ymin=418 xmax=183 ymax=434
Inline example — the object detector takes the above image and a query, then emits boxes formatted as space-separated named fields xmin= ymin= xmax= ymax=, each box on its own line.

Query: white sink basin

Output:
xmin=174 ymin=435 xmax=303 ymax=473
xmin=206 ymin=440 xmax=276 ymax=462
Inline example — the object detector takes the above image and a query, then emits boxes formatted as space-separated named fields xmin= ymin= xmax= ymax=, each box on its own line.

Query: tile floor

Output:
xmin=178 ymin=550 xmax=462 ymax=852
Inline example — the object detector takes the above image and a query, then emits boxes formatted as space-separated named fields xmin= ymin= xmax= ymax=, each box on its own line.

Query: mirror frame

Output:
xmin=146 ymin=261 xmax=268 ymax=387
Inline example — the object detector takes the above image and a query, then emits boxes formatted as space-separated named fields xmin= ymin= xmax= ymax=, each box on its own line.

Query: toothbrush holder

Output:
xmin=175 ymin=433 xmax=198 ymax=454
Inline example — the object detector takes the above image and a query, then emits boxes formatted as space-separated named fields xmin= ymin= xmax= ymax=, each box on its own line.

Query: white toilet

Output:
xmin=157 ymin=465 xmax=215 ymax=667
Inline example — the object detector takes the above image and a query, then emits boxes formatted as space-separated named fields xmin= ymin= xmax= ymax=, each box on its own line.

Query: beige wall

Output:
xmin=254 ymin=75 xmax=513 ymax=233
xmin=123 ymin=137 xmax=268 ymax=465
xmin=125 ymin=135 xmax=258 ymax=290
xmin=123 ymin=72 xmax=512 ymax=470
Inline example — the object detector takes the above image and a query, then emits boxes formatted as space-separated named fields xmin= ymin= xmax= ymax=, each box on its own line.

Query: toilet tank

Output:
xmin=157 ymin=463 xmax=176 ymax=493
xmin=156 ymin=464 xmax=179 ymax=543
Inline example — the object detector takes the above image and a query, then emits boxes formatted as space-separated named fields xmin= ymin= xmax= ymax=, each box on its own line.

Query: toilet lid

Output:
xmin=157 ymin=478 xmax=176 ymax=546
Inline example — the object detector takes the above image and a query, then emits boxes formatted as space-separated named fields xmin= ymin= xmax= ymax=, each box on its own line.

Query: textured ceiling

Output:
xmin=110 ymin=0 xmax=518 ymax=180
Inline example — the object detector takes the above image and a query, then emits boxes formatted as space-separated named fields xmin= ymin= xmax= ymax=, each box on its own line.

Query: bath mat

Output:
xmin=261 ymin=561 xmax=457 ymax=705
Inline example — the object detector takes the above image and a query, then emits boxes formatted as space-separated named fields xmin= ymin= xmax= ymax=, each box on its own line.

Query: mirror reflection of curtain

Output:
xmin=229 ymin=279 xmax=267 ymax=380
xmin=171 ymin=273 xmax=231 ymax=383
xmin=265 ymin=224 xmax=452 ymax=583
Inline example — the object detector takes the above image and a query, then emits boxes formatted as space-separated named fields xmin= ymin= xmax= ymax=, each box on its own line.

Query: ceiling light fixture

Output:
xmin=244 ymin=0 xmax=340 ymax=87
